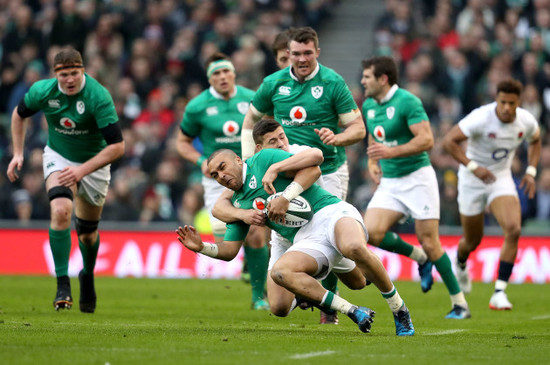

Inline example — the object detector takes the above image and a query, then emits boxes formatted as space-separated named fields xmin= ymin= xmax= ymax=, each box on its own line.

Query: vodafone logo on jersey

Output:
xmin=222 ymin=120 xmax=240 ymax=136
xmin=374 ymin=125 xmax=385 ymax=141
xmin=290 ymin=106 xmax=307 ymax=123
xmin=253 ymin=197 xmax=267 ymax=212
xmin=60 ymin=118 xmax=76 ymax=129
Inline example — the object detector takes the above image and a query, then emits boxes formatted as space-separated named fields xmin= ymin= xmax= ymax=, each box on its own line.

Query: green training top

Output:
xmin=252 ymin=64 xmax=358 ymax=174
xmin=24 ymin=74 xmax=118 ymax=163
xmin=180 ymin=86 xmax=255 ymax=158
xmin=225 ymin=148 xmax=340 ymax=243
xmin=362 ymin=87 xmax=431 ymax=178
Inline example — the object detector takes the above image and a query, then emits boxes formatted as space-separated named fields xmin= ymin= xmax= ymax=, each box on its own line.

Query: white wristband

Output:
xmin=526 ymin=165 xmax=537 ymax=178
xmin=466 ymin=161 xmax=479 ymax=172
xmin=199 ymin=242 xmax=219 ymax=257
xmin=241 ymin=128 xmax=255 ymax=161
xmin=281 ymin=181 xmax=304 ymax=201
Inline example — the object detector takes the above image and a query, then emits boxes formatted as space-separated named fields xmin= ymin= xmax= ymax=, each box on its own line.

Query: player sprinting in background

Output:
xmin=241 ymin=26 xmax=365 ymax=324
xmin=177 ymin=147 xmax=415 ymax=336
xmin=176 ymin=52 xmax=269 ymax=310
xmin=443 ymin=79 xmax=541 ymax=310
xmin=6 ymin=47 xmax=125 ymax=313
xmin=360 ymin=55 xmax=471 ymax=319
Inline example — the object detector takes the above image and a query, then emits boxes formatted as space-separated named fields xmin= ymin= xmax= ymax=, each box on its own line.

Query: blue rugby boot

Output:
xmin=393 ymin=304 xmax=415 ymax=336
xmin=348 ymin=306 xmax=375 ymax=333
xmin=418 ymin=260 xmax=433 ymax=293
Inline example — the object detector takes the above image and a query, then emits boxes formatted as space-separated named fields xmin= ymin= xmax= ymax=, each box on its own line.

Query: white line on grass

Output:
xmin=424 ymin=329 xmax=466 ymax=336
xmin=289 ymin=350 xmax=336 ymax=359
xmin=531 ymin=314 xmax=550 ymax=320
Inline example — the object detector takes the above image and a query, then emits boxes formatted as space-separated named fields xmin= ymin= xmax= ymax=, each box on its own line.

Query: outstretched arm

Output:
xmin=176 ymin=225 xmax=243 ymax=261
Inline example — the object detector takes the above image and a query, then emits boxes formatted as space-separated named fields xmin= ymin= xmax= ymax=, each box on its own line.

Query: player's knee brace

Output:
xmin=47 ymin=186 xmax=74 ymax=201
xmin=75 ymin=217 xmax=99 ymax=235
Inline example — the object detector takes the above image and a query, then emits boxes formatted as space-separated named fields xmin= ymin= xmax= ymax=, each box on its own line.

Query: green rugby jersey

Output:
xmin=224 ymin=148 xmax=340 ymax=243
xmin=252 ymin=64 xmax=358 ymax=174
xmin=24 ymin=74 xmax=118 ymax=163
xmin=180 ymin=86 xmax=255 ymax=158
xmin=362 ymin=86 xmax=431 ymax=178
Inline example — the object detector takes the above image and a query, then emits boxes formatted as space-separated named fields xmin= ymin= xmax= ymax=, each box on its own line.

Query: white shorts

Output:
xmin=43 ymin=146 xmax=110 ymax=206
xmin=202 ymin=176 xmax=228 ymax=236
xmin=321 ymin=161 xmax=349 ymax=200
xmin=269 ymin=201 xmax=362 ymax=280
xmin=457 ymin=167 xmax=518 ymax=216
xmin=367 ymin=165 xmax=440 ymax=220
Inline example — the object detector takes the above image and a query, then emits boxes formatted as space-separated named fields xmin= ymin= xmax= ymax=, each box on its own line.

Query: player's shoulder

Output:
xmin=394 ymin=88 xmax=422 ymax=105
xmin=262 ymin=68 xmax=292 ymax=84
xmin=515 ymin=106 xmax=538 ymax=124
xmin=235 ymin=85 xmax=255 ymax=98
xmin=29 ymin=77 xmax=57 ymax=93
xmin=317 ymin=63 xmax=345 ymax=83
xmin=185 ymin=89 xmax=212 ymax=110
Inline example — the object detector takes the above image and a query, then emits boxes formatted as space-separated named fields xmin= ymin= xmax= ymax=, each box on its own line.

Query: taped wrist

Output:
xmin=281 ymin=181 xmax=304 ymax=201
xmin=199 ymin=242 xmax=219 ymax=257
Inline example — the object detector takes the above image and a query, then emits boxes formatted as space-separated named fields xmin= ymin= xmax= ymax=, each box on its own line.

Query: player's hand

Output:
xmin=473 ymin=166 xmax=496 ymax=184
xmin=519 ymin=174 xmax=536 ymax=199
xmin=267 ymin=196 xmax=289 ymax=225
xmin=315 ymin=127 xmax=337 ymax=146
xmin=241 ymin=209 xmax=267 ymax=226
xmin=367 ymin=142 xmax=392 ymax=160
xmin=6 ymin=155 xmax=24 ymax=182
xmin=367 ymin=156 xmax=382 ymax=185
xmin=200 ymin=160 xmax=212 ymax=178
xmin=58 ymin=166 xmax=84 ymax=187
xmin=176 ymin=225 xmax=204 ymax=252
xmin=262 ymin=166 xmax=278 ymax=194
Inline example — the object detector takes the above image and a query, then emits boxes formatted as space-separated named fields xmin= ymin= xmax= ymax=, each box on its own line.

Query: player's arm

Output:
xmin=368 ymin=120 xmax=434 ymax=162
xmin=176 ymin=225 xmax=243 ymax=261
xmin=520 ymin=128 xmax=542 ymax=199
xmin=442 ymin=124 xmax=495 ymax=184
xmin=242 ymin=104 xmax=265 ymax=160
xmin=7 ymin=104 xmax=32 ymax=182
xmin=315 ymin=109 xmax=366 ymax=147
xmin=176 ymin=128 xmax=210 ymax=177
xmin=366 ymin=134 xmax=382 ymax=185
xmin=262 ymin=147 xmax=324 ymax=194
xmin=58 ymin=122 xmax=125 ymax=187
xmin=212 ymin=188 xmax=266 ymax=226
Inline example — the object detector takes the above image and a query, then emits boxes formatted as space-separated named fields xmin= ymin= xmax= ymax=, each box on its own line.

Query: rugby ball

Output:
xmin=265 ymin=193 xmax=313 ymax=228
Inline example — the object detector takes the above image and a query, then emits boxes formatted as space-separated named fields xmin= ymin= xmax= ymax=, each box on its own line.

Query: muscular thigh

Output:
xmin=490 ymin=195 xmax=521 ymax=229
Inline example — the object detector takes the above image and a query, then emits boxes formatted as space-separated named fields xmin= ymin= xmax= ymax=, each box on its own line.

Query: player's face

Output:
xmin=289 ymin=40 xmax=319 ymax=80
xmin=258 ymin=126 xmax=289 ymax=151
xmin=209 ymin=68 xmax=236 ymax=97
xmin=56 ymin=67 xmax=85 ymax=95
xmin=495 ymin=92 xmax=520 ymax=124
xmin=361 ymin=66 xmax=383 ymax=100
xmin=208 ymin=153 xmax=244 ymax=191
xmin=276 ymin=49 xmax=290 ymax=69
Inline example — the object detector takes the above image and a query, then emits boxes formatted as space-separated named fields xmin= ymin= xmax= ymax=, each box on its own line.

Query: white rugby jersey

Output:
xmin=458 ymin=102 xmax=539 ymax=173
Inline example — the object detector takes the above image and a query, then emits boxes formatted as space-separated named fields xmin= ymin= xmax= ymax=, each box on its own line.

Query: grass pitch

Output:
xmin=1 ymin=275 xmax=549 ymax=365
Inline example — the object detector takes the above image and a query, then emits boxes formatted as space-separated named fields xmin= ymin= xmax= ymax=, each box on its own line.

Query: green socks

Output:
xmin=79 ymin=234 xmax=100 ymax=275
xmin=244 ymin=245 xmax=269 ymax=302
xmin=49 ymin=228 xmax=72 ymax=277
xmin=433 ymin=253 xmax=461 ymax=295
xmin=321 ymin=272 xmax=339 ymax=293
xmin=379 ymin=232 xmax=414 ymax=256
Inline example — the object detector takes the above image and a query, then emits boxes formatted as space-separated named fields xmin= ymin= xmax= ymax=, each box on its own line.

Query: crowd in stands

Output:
xmin=0 ymin=0 xmax=549 ymax=229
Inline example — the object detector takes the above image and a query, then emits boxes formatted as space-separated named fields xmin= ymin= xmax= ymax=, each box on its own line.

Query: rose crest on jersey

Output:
xmin=237 ymin=102 xmax=249 ymax=115
xmin=60 ymin=117 xmax=76 ymax=129
xmin=222 ymin=120 xmax=240 ymax=136
xmin=76 ymin=101 xmax=85 ymax=114
xmin=290 ymin=106 xmax=307 ymax=123
xmin=311 ymin=86 xmax=323 ymax=99
xmin=374 ymin=125 xmax=385 ymax=141
xmin=253 ymin=197 xmax=266 ymax=212
xmin=386 ymin=106 xmax=395 ymax=119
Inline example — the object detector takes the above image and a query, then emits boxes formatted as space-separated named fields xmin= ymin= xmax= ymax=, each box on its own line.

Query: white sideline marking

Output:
xmin=531 ymin=314 xmax=550 ymax=320
xmin=289 ymin=350 xmax=336 ymax=359
xmin=424 ymin=329 xmax=466 ymax=336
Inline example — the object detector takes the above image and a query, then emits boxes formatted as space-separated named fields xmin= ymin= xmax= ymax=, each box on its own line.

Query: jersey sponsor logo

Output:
xmin=48 ymin=99 xmax=60 ymax=108
xmin=249 ymin=176 xmax=257 ymax=189
xmin=290 ymin=106 xmax=307 ymax=123
xmin=252 ymin=197 xmax=266 ymax=212
xmin=386 ymin=106 xmax=395 ymax=119
xmin=76 ymin=101 xmax=85 ymax=114
xmin=278 ymin=86 xmax=291 ymax=96
xmin=222 ymin=121 xmax=240 ymax=136
xmin=237 ymin=102 xmax=249 ymax=115
xmin=374 ymin=125 xmax=385 ymax=141
xmin=367 ymin=109 xmax=375 ymax=119
xmin=60 ymin=118 xmax=76 ymax=129
xmin=492 ymin=148 xmax=509 ymax=161
xmin=206 ymin=106 xmax=218 ymax=116
xmin=518 ymin=131 xmax=524 ymax=138
xmin=311 ymin=86 xmax=323 ymax=99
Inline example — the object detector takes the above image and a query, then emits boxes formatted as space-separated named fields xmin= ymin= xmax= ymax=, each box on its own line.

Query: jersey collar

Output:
xmin=209 ymin=85 xmax=237 ymax=99
xmin=289 ymin=62 xmax=320 ymax=82
xmin=58 ymin=74 xmax=87 ymax=95
xmin=242 ymin=162 xmax=248 ymax=185
xmin=378 ymin=84 xmax=399 ymax=104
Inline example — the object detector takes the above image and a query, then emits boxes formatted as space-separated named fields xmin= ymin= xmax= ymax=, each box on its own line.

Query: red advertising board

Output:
xmin=1 ymin=229 xmax=549 ymax=283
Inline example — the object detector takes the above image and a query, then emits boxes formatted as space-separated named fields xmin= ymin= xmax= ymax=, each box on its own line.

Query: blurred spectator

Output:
xmin=49 ymin=0 xmax=88 ymax=52
xmin=535 ymin=167 xmax=550 ymax=220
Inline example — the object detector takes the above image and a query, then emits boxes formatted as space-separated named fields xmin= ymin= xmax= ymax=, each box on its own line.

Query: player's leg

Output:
xmin=244 ymin=225 xmax=269 ymax=310
xmin=45 ymin=171 xmax=77 ymax=310
xmin=455 ymin=213 xmax=484 ymax=294
xmin=416 ymin=219 xmax=470 ymax=319
xmin=488 ymin=195 xmax=521 ymax=310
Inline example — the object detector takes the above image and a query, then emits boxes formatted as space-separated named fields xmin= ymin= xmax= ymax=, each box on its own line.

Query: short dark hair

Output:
xmin=271 ymin=28 xmax=294 ymax=55
xmin=497 ymin=79 xmax=523 ymax=96
xmin=204 ymin=52 xmax=230 ymax=70
xmin=252 ymin=119 xmax=282 ymax=144
xmin=361 ymin=56 xmax=398 ymax=86
xmin=289 ymin=26 xmax=319 ymax=49
xmin=53 ymin=47 xmax=83 ymax=68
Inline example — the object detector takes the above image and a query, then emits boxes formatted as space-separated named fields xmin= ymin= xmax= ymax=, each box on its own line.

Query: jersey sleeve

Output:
xmin=403 ymin=94 xmax=429 ymax=126
xmin=179 ymin=101 xmax=201 ymax=137
xmin=94 ymin=87 xmax=118 ymax=128
xmin=522 ymin=110 xmax=540 ymax=143
xmin=458 ymin=108 xmax=484 ymax=138
xmin=331 ymin=79 xmax=358 ymax=114
xmin=251 ymin=81 xmax=273 ymax=115
xmin=23 ymin=82 xmax=46 ymax=111
xmin=224 ymin=221 xmax=250 ymax=241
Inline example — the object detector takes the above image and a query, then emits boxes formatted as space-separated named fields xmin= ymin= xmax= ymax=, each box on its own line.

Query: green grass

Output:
xmin=1 ymin=276 xmax=549 ymax=365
